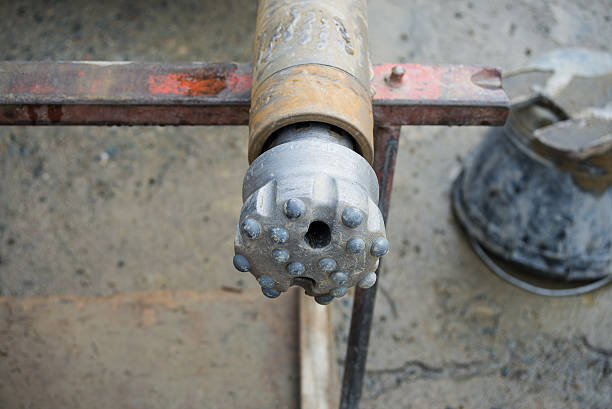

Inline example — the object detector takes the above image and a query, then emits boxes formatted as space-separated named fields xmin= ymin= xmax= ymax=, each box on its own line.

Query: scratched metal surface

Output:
xmin=252 ymin=0 xmax=372 ymax=90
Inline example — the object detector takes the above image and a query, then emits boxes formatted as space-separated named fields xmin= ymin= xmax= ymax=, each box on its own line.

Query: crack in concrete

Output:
xmin=364 ymin=359 xmax=499 ymax=399
xmin=582 ymin=335 xmax=612 ymax=357
xmin=363 ymin=334 xmax=612 ymax=402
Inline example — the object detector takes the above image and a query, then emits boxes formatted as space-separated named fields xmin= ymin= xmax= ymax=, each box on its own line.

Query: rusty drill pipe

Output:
xmin=233 ymin=0 xmax=388 ymax=304
xmin=249 ymin=0 xmax=374 ymax=163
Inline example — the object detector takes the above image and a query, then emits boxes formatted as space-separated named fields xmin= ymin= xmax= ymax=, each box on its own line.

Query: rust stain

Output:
xmin=9 ymin=78 xmax=55 ymax=95
xmin=26 ymin=105 xmax=38 ymax=123
xmin=89 ymin=79 xmax=107 ymax=94
xmin=0 ymin=62 xmax=508 ymax=126
xmin=248 ymin=64 xmax=374 ymax=164
xmin=227 ymin=70 xmax=252 ymax=94
xmin=373 ymin=63 xmax=443 ymax=101
xmin=148 ymin=71 xmax=227 ymax=96
xmin=1 ymin=106 xmax=17 ymax=120
xmin=47 ymin=105 xmax=63 ymax=123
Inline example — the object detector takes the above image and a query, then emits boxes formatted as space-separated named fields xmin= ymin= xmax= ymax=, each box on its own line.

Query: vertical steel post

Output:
xmin=340 ymin=125 xmax=401 ymax=409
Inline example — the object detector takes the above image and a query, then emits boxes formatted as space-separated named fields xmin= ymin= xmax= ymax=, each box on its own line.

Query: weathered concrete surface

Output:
xmin=0 ymin=125 xmax=252 ymax=296
xmin=0 ymin=289 xmax=299 ymax=409
xmin=332 ymin=126 xmax=612 ymax=409
xmin=341 ymin=3 xmax=612 ymax=407
xmin=0 ymin=0 xmax=611 ymax=408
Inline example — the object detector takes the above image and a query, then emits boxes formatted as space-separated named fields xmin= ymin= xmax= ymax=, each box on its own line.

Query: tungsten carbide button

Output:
xmin=287 ymin=261 xmax=305 ymax=276
xmin=346 ymin=237 xmax=365 ymax=254
xmin=331 ymin=270 xmax=348 ymax=285
xmin=358 ymin=272 xmax=377 ymax=289
xmin=262 ymin=287 xmax=281 ymax=298
xmin=232 ymin=254 xmax=250 ymax=272
xmin=315 ymin=294 xmax=334 ymax=305
xmin=241 ymin=218 xmax=261 ymax=239
xmin=284 ymin=198 xmax=306 ymax=219
xmin=257 ymin=275 xmax=276 ymax=289
xmin=342 ymin=207 xmax=364 ymax=228
xmin=270 ymin=226 xmax=289 ymax=244
xmin=319 ymin=258 xmax=337 ymax=272
xmin=331 ymin=286 xmax=348 ymax=298
xmin=371 ymin=237 xmax=389 ymax=257
xmin=272 ymin=249 xmax=290 ymax=263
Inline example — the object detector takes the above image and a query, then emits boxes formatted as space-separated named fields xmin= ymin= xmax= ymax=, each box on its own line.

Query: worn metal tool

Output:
xmin=453 ymin=49 xmax=612 ymax=295
xmin=233 ymin=0 xmax=388 ymax=304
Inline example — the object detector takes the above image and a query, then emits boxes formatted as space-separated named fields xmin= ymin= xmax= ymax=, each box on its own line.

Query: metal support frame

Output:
xmin=0 ymin=61 xmax=509 ymax=408
xmin=340 ymin=124 xmax=400 ymax=408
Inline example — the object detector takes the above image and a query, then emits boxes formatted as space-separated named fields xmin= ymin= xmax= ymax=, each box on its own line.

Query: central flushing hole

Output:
xmin=305 ymin=221 xmax=331 ymax=249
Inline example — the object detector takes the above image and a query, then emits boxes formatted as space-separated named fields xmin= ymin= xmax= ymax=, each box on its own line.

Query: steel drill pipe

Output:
xmin=249 ymin=0 xmax=374 ymax=163
xmin=233 ymin=0 xmax=389 ymax=304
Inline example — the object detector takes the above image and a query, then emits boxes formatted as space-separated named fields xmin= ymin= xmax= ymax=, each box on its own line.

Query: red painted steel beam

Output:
xmin=0 ymin=62 xmax=509 ymax=126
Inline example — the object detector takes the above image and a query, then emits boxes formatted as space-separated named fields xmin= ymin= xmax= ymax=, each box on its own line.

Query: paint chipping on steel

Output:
xmin=0 ymin=61 xmax=509 ymax=126
xmin=148 ymin=73 xmax=227 ymax=96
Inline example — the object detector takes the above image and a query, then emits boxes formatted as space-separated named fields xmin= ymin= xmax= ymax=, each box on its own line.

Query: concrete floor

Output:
xmin=1 ymin=0 xmax=611 ymax=408
xmin=1 ymin=289 xmax=300 ymax=409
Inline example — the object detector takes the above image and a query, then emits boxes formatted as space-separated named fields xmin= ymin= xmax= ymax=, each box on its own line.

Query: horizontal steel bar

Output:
xmin=0 ymin=62 xmax=509 ymax=126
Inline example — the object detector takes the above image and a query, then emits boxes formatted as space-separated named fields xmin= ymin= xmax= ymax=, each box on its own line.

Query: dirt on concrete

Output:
xmin=1 ymin=0 xmax=611 ymax=408
xmin=0 ymin=289 xmax=300 ymax=409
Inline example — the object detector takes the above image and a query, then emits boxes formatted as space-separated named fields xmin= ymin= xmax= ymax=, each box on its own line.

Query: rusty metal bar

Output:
xmin=340 ymin=124 xmax=401 ymax=409
xmin=0 ymin=62 xmax=509 ymax=126
xmin=372 ymin=63 xmax=509 ymax=126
